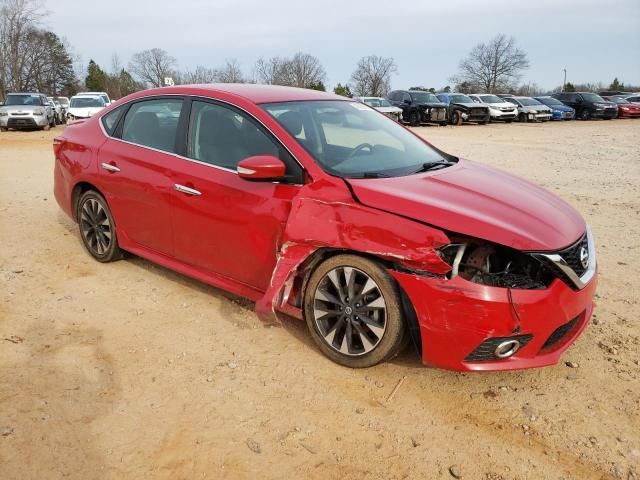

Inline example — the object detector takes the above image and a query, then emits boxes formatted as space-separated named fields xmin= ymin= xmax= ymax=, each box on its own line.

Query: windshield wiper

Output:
xmin=411 ymin=160 xmax=456 ymax=174
xmin=350 ymin=171 xmax=392 ymax=179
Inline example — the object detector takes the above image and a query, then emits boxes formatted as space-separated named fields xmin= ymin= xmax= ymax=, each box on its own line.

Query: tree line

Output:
xmin=1 ymin=0 xmax=636 ymax=103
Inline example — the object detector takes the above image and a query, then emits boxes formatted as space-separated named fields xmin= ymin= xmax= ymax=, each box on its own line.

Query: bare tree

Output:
xmin=452 ymin=34 xmax=529 ymax=93
xmin=214 ymin=58 xmax=245 ymax=83
xmin=253 ymin=56 xmax=289 ymax=85
xmin=179 ymin=65 xmax=217 ymax=84
xmin=349 ymin=55 xmax=397 ymax=97
xmin=0 ymin=0 xmax=47 ymax=97
xmin=129 ymin=48 xmax=177 ymax=88
xmin=285 ymin=52 xmax=326 ymax=88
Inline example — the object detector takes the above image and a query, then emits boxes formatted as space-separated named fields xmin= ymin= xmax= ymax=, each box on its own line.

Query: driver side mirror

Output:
xmin=237 ymin=155 xmax=286 ymax=181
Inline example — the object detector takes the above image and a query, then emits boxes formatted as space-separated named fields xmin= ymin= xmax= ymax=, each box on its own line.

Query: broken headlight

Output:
xmin=438 ymin=236 xmax=553 ymax=289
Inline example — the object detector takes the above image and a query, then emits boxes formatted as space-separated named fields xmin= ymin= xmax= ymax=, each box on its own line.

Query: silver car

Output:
xmin=505 ymin=96 xmax=552 ymax=122
xmin=0 ymin=93 xmax=56 ymax=131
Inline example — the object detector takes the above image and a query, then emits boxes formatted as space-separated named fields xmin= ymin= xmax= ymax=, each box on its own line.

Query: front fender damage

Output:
xmin=255 ymin=193 xmax=451 ymax=324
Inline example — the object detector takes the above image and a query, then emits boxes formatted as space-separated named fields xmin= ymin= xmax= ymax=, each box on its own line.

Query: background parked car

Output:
xmin=603 ymin=96 xmax=640 ymax=118
xmin=0 ymin=92 xmax=55 ymax=131
xmin=436 ymin=93 xmax=490 ymax=125
xmin=47 ymin=97 xmax=66 ymax=125
xmin=551 ymin=92 xmax=617 ymax=120
xmin=357 ymin=96 xmax=403 ymax=121
xmin=468 ymin=94 xmax=517 ymax=123
xmin=624 ymin=95 xmax=640 ymax=104
xmin=533 ymin=96 xmax=575 ymax=120
xmin=67 ymin=95 xmax=106 ymax=120
xmin=387 ymin=90 xmax=448 ymax=126
xmin=503 ymin=96 xmax=552 ymax=122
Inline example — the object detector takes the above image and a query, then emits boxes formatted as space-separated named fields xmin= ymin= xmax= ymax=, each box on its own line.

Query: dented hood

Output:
xmin=347 ymin=159 xmax=585 ymax=251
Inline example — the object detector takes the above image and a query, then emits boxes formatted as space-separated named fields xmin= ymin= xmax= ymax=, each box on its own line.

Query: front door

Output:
xmin=169 ymin=99 xmax=303 ymax=291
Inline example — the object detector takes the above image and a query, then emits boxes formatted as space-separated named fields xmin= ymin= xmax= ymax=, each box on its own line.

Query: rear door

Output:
xmin=168 ymin=99 xmax=303 ymax=291
xmin=97 ymin=97 xmax=185 ymax=255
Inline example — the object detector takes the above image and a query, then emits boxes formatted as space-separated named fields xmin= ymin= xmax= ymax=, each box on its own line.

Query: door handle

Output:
xmin=174 ymin=184 xmax=202 ymax=196
xmin=101 ymin=162 xmax=120 ymax=172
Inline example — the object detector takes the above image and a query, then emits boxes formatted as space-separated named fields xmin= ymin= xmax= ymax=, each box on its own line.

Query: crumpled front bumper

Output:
xmin=391 ymin=271 xmax=597 ymax=371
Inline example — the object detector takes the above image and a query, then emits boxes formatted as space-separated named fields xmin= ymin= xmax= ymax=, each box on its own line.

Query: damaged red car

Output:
xmin=53 ymin=85 xmax=597 ymax=371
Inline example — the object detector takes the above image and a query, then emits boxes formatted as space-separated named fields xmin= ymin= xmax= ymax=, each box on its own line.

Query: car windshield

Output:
xmin=608 ymin=97 xmax=629 ymax=104
xmin=262 ymin=100 xmax=450 ymax=178
xmin=54 ymin=97 xmax=69 ymax=106
xmin=410 ymin=92 xmax=439 ymax=103
xmin=581 ymin=93 xmax=605 ymax=102
xmin=450 ymin=94 xmax=473 ymax=103
xmin=71 ymin=97 xmax=104 ymax=108
xmin=363 ymin=98 xmax=391 ymax=107
xmin=5 ymin=94 xmax=41 ymax=106
xmin=538 ymin=97 xmax=563 ymax=106
xmin=518 ymin=98 xmax=542 ymax=106
xmin=478 ymin=95 xmax=503 ymax=103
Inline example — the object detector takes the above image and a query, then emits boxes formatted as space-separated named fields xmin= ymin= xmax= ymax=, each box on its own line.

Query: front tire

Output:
xmin=451 ymin=110 xmax=463 ymax=125
xmin=580 ymin=109 xmax=591 ymax=120
xmin=409 ymin=110 xmax=420 ymax=127
xmin=304 ymin=254 xmax=406 ymax=368
xmin=518 ymin=112 xmax=527 ymax=123
xmin=77 ymin=190 xmax=123 ymax=263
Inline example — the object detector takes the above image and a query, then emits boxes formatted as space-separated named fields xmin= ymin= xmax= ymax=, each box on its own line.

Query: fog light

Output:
xmin=494 ymin=340 xmax=521 ymax=358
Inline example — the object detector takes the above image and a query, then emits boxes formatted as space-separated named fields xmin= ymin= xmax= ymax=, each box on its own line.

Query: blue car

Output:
xmin=534 ymin=96 xmax=575 ymax=120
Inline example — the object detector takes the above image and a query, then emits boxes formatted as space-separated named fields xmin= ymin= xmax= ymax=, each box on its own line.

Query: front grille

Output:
xmin=541 ymin=316 xmax=578 ymax=351
xmin=471 ymin=108 xmax=484 ymax=115
xmin=7 ymin=118 xmax=37 ymax=128
xmin=429 ymin=108 xmax=446 ymax=121
xmin=464 ymin=334 xmax=533 ymax=362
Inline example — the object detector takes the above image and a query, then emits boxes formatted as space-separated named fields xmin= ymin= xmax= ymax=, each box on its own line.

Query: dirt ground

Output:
xmin=1 ymin=119 xmax=639 ymax=480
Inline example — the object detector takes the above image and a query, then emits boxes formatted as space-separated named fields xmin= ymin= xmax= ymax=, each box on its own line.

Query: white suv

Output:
xmin=0 ymin=92 xmax=55 ymax=131
xmin=469 ymin=94 xmax=518 ymax=123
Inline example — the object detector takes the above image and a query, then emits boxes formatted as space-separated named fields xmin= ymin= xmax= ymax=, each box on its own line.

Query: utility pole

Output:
xmin=563 ymin=69 xmax=567 ymax=92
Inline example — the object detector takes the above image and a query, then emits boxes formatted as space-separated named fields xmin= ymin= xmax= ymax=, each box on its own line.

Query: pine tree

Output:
xmin=85 ymin=60 xmax=107 ymax=91
xmin=333 ymin=83 xmax=352 ymax=97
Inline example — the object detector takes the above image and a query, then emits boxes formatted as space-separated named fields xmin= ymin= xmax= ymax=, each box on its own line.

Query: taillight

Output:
xmin=53 ymin=137 xmax=65 ymax=156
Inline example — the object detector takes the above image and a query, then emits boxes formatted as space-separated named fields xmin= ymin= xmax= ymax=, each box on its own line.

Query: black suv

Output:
xmin=387 ymin=90 xmax=448 ymax=126
xmin=436 ymin=93 xmax=491 ymax=125
xmin=551 ymin=92 xmax=617 ymax=120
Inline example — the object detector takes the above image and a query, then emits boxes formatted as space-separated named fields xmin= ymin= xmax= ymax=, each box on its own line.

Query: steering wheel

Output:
xmin=346 ymin=143 xmax=373 ymax=161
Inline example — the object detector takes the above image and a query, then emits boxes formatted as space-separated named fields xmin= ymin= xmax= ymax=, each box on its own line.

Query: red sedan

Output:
xmin=53 ymin=85 xmax=597 ymax=371
xmin=603 ymin=96 xmax=640 ymax=118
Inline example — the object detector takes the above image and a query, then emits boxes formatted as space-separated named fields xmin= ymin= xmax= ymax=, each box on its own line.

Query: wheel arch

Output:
xmin=71 ymin=181 xmax=104 ymax=221
xmin=292 ymin=247 xmax=422 ymax=356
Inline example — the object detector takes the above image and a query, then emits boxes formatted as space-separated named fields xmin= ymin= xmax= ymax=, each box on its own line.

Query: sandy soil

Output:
xmin=1 ymin=120 xmax=639 ymax=480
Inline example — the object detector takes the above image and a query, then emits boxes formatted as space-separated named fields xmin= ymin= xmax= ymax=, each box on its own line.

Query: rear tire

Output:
xmin=77 ymin=190 xmax=123 ymax=263
xmin=304 ymin=254 xmax=406 ymax=368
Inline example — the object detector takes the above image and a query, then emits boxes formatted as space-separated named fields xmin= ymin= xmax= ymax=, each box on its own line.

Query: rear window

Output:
xmin=101 ymin=105 xmax=126 ymax=135
xmin=121 ymin=98 xmax=184 ymax=153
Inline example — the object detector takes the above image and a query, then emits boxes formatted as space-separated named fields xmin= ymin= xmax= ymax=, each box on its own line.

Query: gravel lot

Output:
xmin=1 ymin=120 xmax=638 ymax=480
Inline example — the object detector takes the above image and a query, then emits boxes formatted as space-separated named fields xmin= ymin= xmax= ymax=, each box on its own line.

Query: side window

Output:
xmin=389 ymin=92 xmax=398 ymax=101
xmin=121 ymin=98 xmax=184 ymax=153
xmin=402 ymin=93 xmax=411 ymax=103
xmin=188 ymin=100 xmax=300 ymax=179
xmin=101 ymin=105 xmax=125 ymax=136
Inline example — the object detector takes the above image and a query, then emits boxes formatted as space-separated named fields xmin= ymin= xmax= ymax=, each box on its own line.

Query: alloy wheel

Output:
xmin=80 ymin=198 xmax=112 ymax=255
xmin=313 ymin=266 xmax=387 ymax=356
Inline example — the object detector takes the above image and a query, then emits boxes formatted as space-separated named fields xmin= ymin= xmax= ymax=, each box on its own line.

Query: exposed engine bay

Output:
xmin=439 ymin=236 xmax=553 ymax=289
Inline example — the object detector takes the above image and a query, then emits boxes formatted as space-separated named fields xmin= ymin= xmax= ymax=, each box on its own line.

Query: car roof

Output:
xmin=131 ymin=84 xmax=348 ymax=104
xmin=7 ymin=92 xmax=44 ymax=96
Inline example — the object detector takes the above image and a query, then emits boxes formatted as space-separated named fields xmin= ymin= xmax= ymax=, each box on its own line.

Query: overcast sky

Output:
xmin=47 ymin=0 xmax=640 ymax=91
